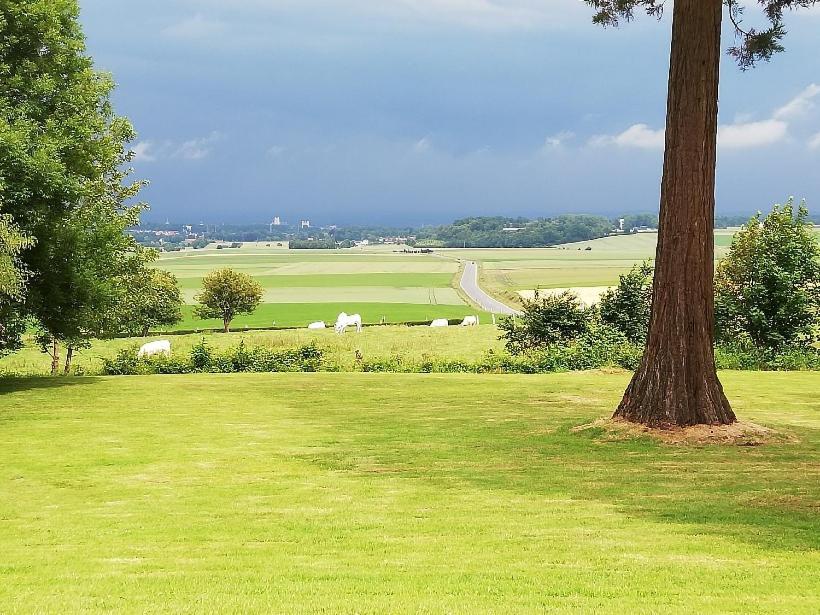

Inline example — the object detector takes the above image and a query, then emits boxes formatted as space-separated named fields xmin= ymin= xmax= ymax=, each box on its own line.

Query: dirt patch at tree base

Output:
xmin=572 ymin=417 xmax=799 ymax=446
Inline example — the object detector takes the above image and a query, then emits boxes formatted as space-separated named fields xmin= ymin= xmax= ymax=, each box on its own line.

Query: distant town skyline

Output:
xmin=80 ymin=1 xmax=820 ymax=224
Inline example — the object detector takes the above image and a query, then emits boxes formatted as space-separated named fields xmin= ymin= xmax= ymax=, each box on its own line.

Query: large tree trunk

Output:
xmin=223 ymin=318 xmax=230 ymax=334
xmin=613 ymin=0 xmax=735 ymax=427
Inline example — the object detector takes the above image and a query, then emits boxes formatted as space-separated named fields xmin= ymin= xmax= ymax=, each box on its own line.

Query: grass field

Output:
xmin=0 ymin=371 xmax=818 ymax=612
xmin=155 ymin=245 xmax=475 ymax=329
xmin=0 ymin=325 xmax=504 ymax=376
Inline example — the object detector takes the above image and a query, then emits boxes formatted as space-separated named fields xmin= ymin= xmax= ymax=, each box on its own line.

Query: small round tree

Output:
xmin=715 ymin=199 xmax=820 ymax=349
xmin=194 ymin=268 xmax=263 ymax=333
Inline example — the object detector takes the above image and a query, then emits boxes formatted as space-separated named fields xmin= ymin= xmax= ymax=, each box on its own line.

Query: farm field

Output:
xmin=0 ymin=325 xmax=504 ymax=376
xmin=0 ymin=371 xmax=818 ymax=612
xmin=447 ymin=232 xmax=736 ymax=307
xmin=155 ymin=245 xmax=480 ymax=330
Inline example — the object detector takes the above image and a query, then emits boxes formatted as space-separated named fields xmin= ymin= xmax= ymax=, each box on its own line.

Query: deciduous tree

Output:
xmin=195 ymin=268 xmax=263 ymax=333
xmin=715 ymin=199 xmax=820 ymax=349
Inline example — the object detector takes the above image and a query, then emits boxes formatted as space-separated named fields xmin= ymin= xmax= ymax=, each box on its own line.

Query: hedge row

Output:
xmin=102 ymin=337 xmax=820 ymax=376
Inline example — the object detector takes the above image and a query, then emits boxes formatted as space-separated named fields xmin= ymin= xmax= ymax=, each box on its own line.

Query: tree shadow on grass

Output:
xmin=0 ymin=376 xmax=102 ymax=396
xmin=299 ymin=414 xmax=820 ymax=554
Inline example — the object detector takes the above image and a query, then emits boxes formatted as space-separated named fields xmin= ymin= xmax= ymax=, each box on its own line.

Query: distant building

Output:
xmin=502 ymin=227 xmax=526 ymax=232
xmin=272 ymin=217 xmax=281 ymax=226
xmin=300 ymin=220 xmax=311 ymax=229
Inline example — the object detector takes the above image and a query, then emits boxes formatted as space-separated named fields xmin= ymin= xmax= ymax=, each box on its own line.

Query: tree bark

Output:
xmin=50 ymin=339 xmax=60 ymax=376
xmin=142 ymin=324 xmax=150 ymax=337
xmin=613 ymin=0 xmax=736 ymax=427
xmin=223 ymin=318 xmax=230 ymax=333
xmin=63 ymin=345 xmax=74 ymax=376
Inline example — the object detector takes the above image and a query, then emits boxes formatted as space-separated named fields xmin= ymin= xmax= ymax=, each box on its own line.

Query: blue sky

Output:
xmin=79 ymin=1 xmax=820 ymax=225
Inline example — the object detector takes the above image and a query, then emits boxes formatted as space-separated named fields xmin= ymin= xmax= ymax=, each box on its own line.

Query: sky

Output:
xmin=79 ymin=1 xmax=820 ymax=225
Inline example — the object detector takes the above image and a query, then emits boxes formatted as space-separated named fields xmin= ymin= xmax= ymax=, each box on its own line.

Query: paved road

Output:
xmin=459 ymin=260 xmax=521 ymax=315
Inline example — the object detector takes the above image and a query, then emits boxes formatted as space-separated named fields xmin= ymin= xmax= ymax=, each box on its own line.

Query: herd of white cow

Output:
xmin=137 ymin=313 xmax=479 ymax=357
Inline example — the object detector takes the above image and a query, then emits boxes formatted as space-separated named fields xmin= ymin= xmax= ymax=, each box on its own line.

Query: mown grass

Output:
xmin=0 ymin=325 xmax=503 ymax=376
xmin=0 ymin=371 xmax=817 ymax=612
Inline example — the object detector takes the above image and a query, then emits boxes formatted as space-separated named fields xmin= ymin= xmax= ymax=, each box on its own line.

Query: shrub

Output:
xmin=101 ymin=347 xmax=144 ymax=375
xmin=599 ymin=261 xmax=653 ymax=344
xmin=499 ymin=290 xmax=593 ymax=354
xmin=715 ymin=199 xmax=820 ymax=349
xmin=101 ymin=341 xmax=324 ymax=375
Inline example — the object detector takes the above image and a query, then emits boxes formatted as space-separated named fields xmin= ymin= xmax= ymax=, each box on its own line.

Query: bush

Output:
xmin=599 ymin=261 xmax=653 ymax=344
xmin=101 ymin=341 xmax=325 ymax=375
xmin=101 ymin=347 xmax=145 ymax=375
xmin=715 ymin=199 xmax=820 ymax=349
xmin=715 ymin=341 xmax=820 ymax=371
xmin=499 ymin=290 xmax=593 ymax=354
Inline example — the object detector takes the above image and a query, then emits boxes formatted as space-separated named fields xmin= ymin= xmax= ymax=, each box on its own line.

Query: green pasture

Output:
xmin=0 ymin=371 xmax=817 ymax=612
xmin=175 ymin=303 xmax=482 ymax=330
xmin=0 ymin=325 xmax=502 ymax=377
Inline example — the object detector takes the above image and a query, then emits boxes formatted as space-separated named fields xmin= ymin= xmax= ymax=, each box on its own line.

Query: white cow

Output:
xmin=307 ymin=321 xmax=326 ymax=330
xmin=430 ymin=318 xmax=450 ymax=328
xmin=335 ymin=312 xmax=363 ymax=334
xmin=460 ymin=315 xmax=479 ymax=327
xmin=138 ymin=340 xmax=171 ymax=358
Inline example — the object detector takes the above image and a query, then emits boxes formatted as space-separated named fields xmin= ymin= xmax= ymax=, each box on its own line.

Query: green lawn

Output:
xmin=0 ymin=371 xmax=818 ymax=612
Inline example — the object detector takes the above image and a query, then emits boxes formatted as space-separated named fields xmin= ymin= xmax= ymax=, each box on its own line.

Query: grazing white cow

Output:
xmin=138 ymin=340 xmax=171 ymax=358
xmin=307 ymin=321 xmax=326 ymax=330
xmin=334 ymin=312 xmax=363 ymax=334
xmin=460 ymin=315 xmax=479 ymax=327
xmin=430 ymin=318 xmax=450 ymax=328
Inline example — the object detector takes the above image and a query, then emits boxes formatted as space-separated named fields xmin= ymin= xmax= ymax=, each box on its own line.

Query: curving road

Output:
xmin=459 ymin=260 xmax=521 ymax=315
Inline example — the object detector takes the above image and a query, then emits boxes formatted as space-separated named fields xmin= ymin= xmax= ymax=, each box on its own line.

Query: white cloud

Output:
xmin=589 ymin=123 xmax=664 ymax=150
xmin=131 ymin=142 xmax=156 ymax=163
xmin=162 ymin=14 xmax=226 ymax=40
xmin=130 ymin=133 xmax=223 ymax=162
xmin=413 ymin=136 xmax=432 ymax=153
xmin=773 ymin=83 xmax=820 ymax=120
xmin=543 ymin=130 xmax=574 ymax=148
xmin=267 ymin=145 xmax=286 ymax=157
xmin=809 ymin=132 xmax=820 ymax=150
xmin=174 ymin=132 xmax=223 ymax=160
xmin=589 ymin=83 xmax=820 ymax=152
xmin=718 ymin=119 xmax=788 ymax=149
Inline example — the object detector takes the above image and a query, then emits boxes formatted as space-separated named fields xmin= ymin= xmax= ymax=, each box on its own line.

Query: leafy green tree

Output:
xmin=1 ymin=1 xmax=150 ymax=371
xmin=120 ymin=267 xmax=184 ymax=337
xmin=715 ymin=199 xmax=820 ymax=349
xmin=195 ymin=269 xmax=263 ymax=333
xmin=599 ymin=262 xmax=653 ymax=344
xmin=499 ymin=291 xmax=592 ymax=354
xmin=583 ymin=0 xmax=817 ymax=426
xmin=0 ymin=213 xmax=32 ymax=354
